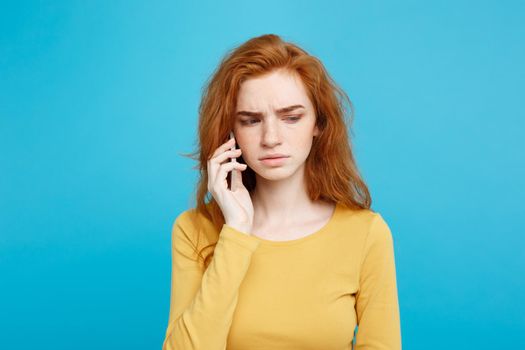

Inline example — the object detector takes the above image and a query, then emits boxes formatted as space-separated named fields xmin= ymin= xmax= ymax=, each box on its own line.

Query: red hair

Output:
xmin=180 ymin=34 xmax=372 ymax=269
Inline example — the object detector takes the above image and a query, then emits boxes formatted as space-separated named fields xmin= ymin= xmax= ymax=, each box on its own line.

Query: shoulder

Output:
xmin=357 ymin=211 xmax=396 ymax=264
xmin=171 ymin=206 xmax=219 ymax=248
xmin=172 ymin=208 xmax=198 ymax=228
xmin=335 ymin=205 xmax=395 ymax=252
xmin=335 ymin=204 xmax=380 ymax=233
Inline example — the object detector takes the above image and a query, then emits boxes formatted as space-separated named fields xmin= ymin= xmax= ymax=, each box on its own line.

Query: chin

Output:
xmin=260 ymin=173 xmax=289 ymax=181
xmin=254 ymin=166 xmax=297 ymax=181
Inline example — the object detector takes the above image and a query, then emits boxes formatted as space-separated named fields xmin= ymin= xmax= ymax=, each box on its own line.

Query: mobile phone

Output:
xmin=228 ymin=130 xmax=238 ymax=191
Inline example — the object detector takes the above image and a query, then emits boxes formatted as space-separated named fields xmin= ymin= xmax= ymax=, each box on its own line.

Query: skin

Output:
xmin=232 ymin=68 xmax=335 ymax=239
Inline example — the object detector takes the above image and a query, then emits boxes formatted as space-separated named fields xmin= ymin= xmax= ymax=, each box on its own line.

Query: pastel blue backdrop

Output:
xmin=1 ymin=1 xmax=523 ymax=349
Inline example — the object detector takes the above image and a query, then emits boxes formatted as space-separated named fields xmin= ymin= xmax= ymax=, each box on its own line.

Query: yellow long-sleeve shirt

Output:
xmin=162 ymin=202 xmax=401 ymax=349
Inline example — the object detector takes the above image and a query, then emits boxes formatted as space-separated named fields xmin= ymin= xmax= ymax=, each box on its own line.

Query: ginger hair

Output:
xmin=179 ymin=34 xmax=372 ymax=269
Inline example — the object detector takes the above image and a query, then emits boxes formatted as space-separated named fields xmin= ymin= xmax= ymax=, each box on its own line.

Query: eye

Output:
xmin=240 ymin=118 xmax=260 ymax=125
xmin=285 ymin=115 xmax=302 ymax=122
xmin=239 ymin=115 xmax=302 ymax=126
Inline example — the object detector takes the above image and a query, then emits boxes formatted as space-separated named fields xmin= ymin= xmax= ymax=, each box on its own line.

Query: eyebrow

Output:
xmin=236 ymin=104 xmax=305 ymax=117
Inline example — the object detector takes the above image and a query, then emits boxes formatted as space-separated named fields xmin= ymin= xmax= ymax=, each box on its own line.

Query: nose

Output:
xmin=261 ymin=118 xmax=281 ymax=148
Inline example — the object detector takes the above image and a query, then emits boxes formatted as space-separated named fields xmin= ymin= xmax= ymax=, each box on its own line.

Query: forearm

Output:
xmin=163 ymin=224 xmax=260 ymax=350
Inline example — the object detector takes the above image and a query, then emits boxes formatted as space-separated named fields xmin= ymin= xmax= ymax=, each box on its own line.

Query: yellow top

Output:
xmin=162 ymin=202 xmax=401 ymax=350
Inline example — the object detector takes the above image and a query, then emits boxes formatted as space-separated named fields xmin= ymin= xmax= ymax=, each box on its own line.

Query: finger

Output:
xmin=209 ymin=137 xmax=236 ymax=160
xmin=214 ymin=148 xmax=242 ymax=165
xmin=232 ymin=167 xmax=246 ymax=191
xmin=215 ymin=161 xmax=247 ymax=191
xmin=208 ymin=148 xmax=242 ymax=184
xmin=207 ymin=138 xmax=237 ymax=181
xmin=228 ymin=166 xmax=248 ymax=192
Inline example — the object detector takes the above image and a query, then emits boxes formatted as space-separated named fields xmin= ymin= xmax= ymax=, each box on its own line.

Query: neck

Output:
xmin=250 ymin=167 xmax=319 ymax=226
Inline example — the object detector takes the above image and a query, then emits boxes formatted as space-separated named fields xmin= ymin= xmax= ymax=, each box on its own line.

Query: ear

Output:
xmin=313 ymin=124 xmax=320 ymax=137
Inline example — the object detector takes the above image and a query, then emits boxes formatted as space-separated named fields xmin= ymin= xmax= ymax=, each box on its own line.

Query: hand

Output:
xmin=207 ymin=137 xmax=253 ymax=235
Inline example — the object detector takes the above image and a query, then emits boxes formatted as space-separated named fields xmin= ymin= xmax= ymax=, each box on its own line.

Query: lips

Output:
xmin=260 ymin=154 xmax=289 ymax=160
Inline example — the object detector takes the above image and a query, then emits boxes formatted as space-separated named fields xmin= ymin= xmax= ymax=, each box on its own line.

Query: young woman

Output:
xmin=162 ymin=34 xmax=401 ymax=350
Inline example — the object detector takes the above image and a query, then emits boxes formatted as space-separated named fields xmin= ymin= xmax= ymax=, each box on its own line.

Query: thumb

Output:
xmin=234 ymin=167 xmax=245 ymax=189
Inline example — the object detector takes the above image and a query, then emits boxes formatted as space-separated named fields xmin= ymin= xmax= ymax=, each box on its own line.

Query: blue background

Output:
xmin=1 ymin=0 xmax=524 ymax=349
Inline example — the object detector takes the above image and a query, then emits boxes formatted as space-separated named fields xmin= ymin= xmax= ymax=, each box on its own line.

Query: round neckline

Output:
xmin=251 ymin=202 xmax=341 ymax=247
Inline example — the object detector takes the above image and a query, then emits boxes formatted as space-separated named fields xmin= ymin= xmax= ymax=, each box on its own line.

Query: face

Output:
xmin=233 ymin=69 xmax=320 ymax=181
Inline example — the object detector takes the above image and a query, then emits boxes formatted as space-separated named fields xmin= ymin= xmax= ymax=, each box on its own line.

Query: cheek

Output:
xmin=294 ymin=131 xmax=315 ymax=147
xmin=291 ymin=134 xmax=315 ymax=158
xmin=237 ymin=140 xmax=256 ymax=161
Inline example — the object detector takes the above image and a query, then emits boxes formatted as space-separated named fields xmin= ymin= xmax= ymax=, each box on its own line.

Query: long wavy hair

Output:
xmin=180 ymin=33 xmax=372 ymax=269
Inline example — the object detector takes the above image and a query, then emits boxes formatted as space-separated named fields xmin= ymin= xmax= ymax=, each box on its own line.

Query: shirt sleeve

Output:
xmin=354 ymin=213 xmax=402 ymax=350
xmin=162 ymin=212 xmax=261 ymax=350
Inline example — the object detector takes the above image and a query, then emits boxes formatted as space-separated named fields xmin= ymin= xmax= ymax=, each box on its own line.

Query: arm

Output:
xmin=354 ymin=213 xmax=402 ymax=349
xmin=162 ymin=212 xmax=260 ymax=350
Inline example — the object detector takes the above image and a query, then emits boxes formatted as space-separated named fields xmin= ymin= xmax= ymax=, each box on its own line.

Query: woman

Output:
xmin=162 ymin=34 xmax=401 ymax=350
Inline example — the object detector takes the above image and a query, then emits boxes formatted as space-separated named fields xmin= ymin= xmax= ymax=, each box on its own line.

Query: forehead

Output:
xmin=236 ymin=70 xmax=312 ymax=111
